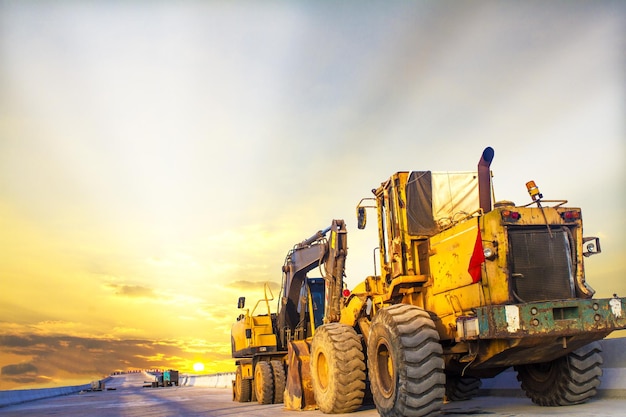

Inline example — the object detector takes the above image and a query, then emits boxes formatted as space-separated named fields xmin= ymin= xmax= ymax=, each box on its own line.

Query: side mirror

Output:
xmin=237 ymin=297 xmax=246 ymax=309
xmin=357 ymin=207 xmax=367 ymax=230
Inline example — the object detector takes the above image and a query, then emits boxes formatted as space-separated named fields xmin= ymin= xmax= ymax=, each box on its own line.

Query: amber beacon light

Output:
xmin=525 ymin=180 xmax=543 ymax=201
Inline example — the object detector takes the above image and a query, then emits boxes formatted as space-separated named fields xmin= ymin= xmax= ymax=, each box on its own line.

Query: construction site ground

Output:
xmin=0 ymin=372 xmax=624 ymax=417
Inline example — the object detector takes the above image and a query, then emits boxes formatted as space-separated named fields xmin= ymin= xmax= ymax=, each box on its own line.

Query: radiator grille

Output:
xmin=508 ymin=228 xmax=574 ymax=302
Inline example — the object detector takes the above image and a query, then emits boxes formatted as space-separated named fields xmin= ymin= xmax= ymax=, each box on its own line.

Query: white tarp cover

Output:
xmin=406 ymin=171 xmax=480 ymax=236
xmin=432 ymin=171 xmax=480 ymax=223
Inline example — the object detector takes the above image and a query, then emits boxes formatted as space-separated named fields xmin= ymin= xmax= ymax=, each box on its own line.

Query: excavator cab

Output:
xmin=307 ymin=278 xmax=326 ymax=329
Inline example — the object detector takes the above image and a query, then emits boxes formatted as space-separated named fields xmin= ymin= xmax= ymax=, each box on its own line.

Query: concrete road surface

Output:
xmin=0 ymin=373 xmax=624 ymax=417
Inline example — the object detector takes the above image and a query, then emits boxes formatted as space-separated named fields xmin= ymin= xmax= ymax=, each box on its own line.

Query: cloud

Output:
xmin=228 ymin=280 xmax=280 ymax=292
xmin=0 ymin=335 xmax=36 ymax=348
xmin=1 ymin=362 xmax=37 ymax=376
xmin=0 ymin=374 xmax=52 ymax=386
xmin=106 ymin=283 xmax=155 ymax=298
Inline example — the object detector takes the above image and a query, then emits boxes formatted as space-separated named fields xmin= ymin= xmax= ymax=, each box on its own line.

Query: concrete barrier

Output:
xmin=179 ymin=372 xmax=235 ymax=388
xmin=0 ymin=379 xmax=107 ymax=408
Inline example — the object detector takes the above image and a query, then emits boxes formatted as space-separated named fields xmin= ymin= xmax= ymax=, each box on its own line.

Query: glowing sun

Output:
xmin=193 ymin=362 xmax=205 ymax=372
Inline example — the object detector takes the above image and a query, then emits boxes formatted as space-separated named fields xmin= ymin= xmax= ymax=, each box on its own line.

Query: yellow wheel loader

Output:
xmin=230 ymin=220 xmax=349 ymax=406
xmin=292 ymin=147 xmax=625 ymax=417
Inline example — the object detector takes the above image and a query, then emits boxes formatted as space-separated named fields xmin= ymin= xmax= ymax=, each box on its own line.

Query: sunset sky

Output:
xmin=1 ymin=1 xmax=624 ymax=390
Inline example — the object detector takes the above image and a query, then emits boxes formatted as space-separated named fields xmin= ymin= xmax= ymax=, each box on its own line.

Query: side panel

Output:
xmin=426 ymin=284 xmax=483 ymax=341
xmin=480 ymin=210 xmax=512 ymax=305
xmin=425 ymin=217 xmax=485 ymax=341
xmin=231 ymin=314 xmax=277 ymax=358
xmin=429 ymin=217 xmax=481 ymax=294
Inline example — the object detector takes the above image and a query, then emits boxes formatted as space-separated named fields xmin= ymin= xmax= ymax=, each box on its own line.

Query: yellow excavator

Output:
xmin=230 ymin=219 xmax=348 ymax=405
xmin=283 ymin=147 xmax=626 ymax=417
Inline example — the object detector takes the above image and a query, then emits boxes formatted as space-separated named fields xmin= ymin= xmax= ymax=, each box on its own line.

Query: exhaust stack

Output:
xmin=478 ymin=147 xmax=494 ymax=213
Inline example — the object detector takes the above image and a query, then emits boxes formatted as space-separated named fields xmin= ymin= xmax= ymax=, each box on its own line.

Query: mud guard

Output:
xmin=284 ymin=339 xmax=317 ymax=410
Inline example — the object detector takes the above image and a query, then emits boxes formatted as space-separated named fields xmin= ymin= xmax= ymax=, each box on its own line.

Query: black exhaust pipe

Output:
xmin=478 ymin=147 xmax=494 ymax=213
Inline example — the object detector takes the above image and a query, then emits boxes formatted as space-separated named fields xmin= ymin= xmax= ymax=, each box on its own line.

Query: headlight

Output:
xmin=483 ymin=247 xmax=497 ymax=260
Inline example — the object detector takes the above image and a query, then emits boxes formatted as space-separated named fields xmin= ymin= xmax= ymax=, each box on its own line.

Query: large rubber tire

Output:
xmin=270 ymin=360 xmax=286 ymax=404
xmin=310 ymin=323 xmax=366 ymax=414
xmin=515 ymin=341 xmax=603 ymax=406
xmin=367 ymin=304 xmax=445 ymax=417
xmin=445 ymin=375 xmax=481 ymax=401
xmin=254 ymin=361 xmax=274 ymax=405
xmin=233 ymin=365 xmax=252 ymax=402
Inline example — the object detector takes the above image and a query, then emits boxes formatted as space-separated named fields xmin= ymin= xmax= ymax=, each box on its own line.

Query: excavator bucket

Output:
xmin=284 ymin=339 xmax=317 ymax=411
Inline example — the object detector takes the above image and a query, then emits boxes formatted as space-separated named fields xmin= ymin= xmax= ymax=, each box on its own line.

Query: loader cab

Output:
xmin=365 ymin=171 xmax=484 ymax=285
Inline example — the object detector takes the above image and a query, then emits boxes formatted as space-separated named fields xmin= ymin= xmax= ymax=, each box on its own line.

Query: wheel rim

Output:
xmin=376 ymin=339 xmax=394 ymax=399
xmin=254 ymin=365 xmax=262 ymax=398
xmin=315 ymin=351 xmax=329 ymax=391
xmin=236 ymin=371 xmax=242 ymax=397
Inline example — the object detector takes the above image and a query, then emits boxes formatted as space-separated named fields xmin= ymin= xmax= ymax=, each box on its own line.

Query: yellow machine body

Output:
xmin=232 ymin=148 xmax=625 ymax=416
xmin=346 ymin=163 xmax=623 ymax=376
xmin=231 ymin=284 xmax=278 ymax=359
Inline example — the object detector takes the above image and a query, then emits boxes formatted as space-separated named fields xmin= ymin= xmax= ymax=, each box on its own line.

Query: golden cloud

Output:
xmin=106 ymin=283 xmax=155 ymax=298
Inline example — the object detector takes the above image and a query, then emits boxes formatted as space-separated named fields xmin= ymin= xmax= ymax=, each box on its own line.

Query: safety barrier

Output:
xmin=179 ymin=372 xmax=235 ymax=388
xmin=0 ymin=378 xmax=111 ymax=408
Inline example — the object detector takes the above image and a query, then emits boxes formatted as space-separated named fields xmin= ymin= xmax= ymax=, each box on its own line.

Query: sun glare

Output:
xmin=193 ymin=362 xmax=205 ymax=372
